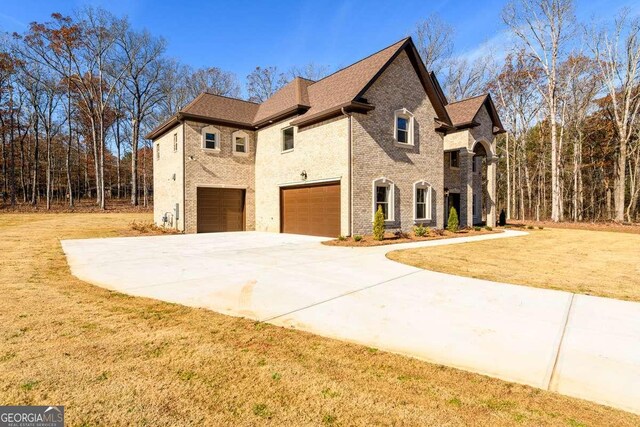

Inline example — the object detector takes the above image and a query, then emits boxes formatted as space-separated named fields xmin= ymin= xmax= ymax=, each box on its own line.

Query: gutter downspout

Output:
xmin=341 ymin=107 xmax=353 ymax=236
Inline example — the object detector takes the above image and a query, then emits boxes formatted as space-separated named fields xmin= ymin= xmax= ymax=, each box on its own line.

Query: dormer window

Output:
xmin=394 ymin=108 xmax=414 ymax=146
xmin=202 ymin=126 xmax=220 ymax=151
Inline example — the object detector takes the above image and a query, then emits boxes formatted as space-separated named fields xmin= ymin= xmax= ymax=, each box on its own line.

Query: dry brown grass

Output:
xmin=1 ymin=213 xmax=638 ymax=426
xmin=388 ymin=227 xmax=640 ymax=302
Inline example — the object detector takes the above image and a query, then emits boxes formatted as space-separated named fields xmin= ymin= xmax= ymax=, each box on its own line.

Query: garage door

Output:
xmin=197 ymin=187 xmax=245 ymax=233
xmin=281 ymin=182 xmax=341 ymax=237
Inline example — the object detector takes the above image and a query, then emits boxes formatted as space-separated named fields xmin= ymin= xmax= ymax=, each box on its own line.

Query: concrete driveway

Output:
xmin=61 ymin=230 xmax=640 ymax=414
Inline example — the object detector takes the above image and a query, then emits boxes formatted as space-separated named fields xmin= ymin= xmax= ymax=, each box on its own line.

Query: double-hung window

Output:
xmin=414 ymin=181 xmax=432 ymax=221
xmin=202 ymin=126 xmax=220 ymax=150
xmin=373 ymin=178 xmax=394 ymax=221
xmin=394 ymin=108 xmax=414 ymax=146
xmin=282 ymin=127 xmax=294 ymax=152
xmin=232 ymin=130 xmax=249 ymax=155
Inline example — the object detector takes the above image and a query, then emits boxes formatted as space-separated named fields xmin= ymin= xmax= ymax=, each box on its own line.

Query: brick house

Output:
xmin=146 ymin=37 xmax=504 ymax=237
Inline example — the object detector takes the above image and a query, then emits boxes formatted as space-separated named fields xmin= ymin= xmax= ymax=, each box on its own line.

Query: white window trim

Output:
xmin=281 ymin=126 xmax=295 ymax=153
xmin=232 ymin=130 xmax=249 ymax=156
xmin=173 ymin=133 xmax=178 ymax=152
xmin=449 ymin=151 xmax=460 ymax=169
xmin=393 ymin=108 xmax=414 ymax=147
xmin=202 ymin=125 xmax=221 ymax=152
xmin=372 ymin=177 xmax=395 ymax=222
xmin=413 ymin=180 xmax=432 ymax=221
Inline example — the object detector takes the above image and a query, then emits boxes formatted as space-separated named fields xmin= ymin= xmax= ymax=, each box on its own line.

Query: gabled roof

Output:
xmin=146 ymin=37 xmax=504 ymax=140
xmin=445 ymin=94 xmax=505 ymax=133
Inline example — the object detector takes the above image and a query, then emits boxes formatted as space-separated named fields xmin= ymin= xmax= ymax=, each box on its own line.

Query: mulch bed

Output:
xmin=323 ymin=227 xmax=499 ymax=247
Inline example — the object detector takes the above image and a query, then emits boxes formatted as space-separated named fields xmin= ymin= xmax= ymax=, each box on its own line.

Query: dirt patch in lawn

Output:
xmin=388 ymin=227 xmax=640 ymax=302
xmin=323 ymin=227 xmax=497 ymax=247
xmin=1 ymin=213 xmax=638 ymax=426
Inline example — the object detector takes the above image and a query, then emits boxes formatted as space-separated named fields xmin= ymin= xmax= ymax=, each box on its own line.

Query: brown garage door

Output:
xmin=197 ymin=187 xmax=245 ymax=233
xmin=281 ymin=182 xmax=340 ymax=237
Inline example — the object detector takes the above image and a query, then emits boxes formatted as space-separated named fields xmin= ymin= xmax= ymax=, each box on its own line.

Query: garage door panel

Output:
xmin=281 ymin=183 xmax=340 ymax=237
xmin=197 ymin=188 xmax=245 ymax=233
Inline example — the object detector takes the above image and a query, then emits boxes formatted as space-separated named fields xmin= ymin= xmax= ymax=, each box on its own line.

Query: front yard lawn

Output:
xmin=1 ymin=213 xmax=639 ymax=425
xmin=387 ymin=227 xmax=640 ymax=302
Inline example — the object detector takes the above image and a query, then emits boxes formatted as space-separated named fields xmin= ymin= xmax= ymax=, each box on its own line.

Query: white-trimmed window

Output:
xmin=173 ymin=133 xmax=178 ymax=152
xmin=394 ymin=108 xmax=414 ymax=146
xmin=232 ymin=130 xmax=249 ymax=155
xmin=202 ymin=126 xmax=220 ymax=150
xmin=372 ymin=177 xmax=395 ymax=221
xmin=450 ymin=151 xmax=459 ymax=169
xmin=414 ymin=181 xmax=432 ymax=221
xmin=282 ymin=126 xmax=294 ymax=152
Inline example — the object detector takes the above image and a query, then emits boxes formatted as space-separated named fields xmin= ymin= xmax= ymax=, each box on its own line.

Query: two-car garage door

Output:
xmin=280 ymin=182 xmax=341 ymax=237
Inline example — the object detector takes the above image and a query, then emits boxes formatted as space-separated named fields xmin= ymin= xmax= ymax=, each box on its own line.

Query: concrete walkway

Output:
xmin=61 ymin=230 xmax=640 ymax=414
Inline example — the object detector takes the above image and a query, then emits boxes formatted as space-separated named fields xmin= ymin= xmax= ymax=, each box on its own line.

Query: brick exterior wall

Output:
xmin=183 ymin=120 xmax=256 ymax=233
xmin=351 ymin=50 xmax=445 ymax=234
xmin=153 ymin=123 xmax=184 ymax=230
xmin=254 ymin=116 xmax=349 ymax=234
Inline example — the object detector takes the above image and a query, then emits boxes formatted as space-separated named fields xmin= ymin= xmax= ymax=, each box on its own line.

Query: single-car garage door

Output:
xmin=280 ymin=182 xmax=340 ymax=237
xmin=197 ymin=187 xmax=245 ymax=233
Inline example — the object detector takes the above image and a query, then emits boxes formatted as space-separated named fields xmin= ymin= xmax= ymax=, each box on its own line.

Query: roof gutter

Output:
xmin=291 ymin=101 xmax=374 ymax=128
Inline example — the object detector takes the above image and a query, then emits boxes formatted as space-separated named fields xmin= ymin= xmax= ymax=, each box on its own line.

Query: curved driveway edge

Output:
xmin=61 ymin=230 xmax=640 ymax=414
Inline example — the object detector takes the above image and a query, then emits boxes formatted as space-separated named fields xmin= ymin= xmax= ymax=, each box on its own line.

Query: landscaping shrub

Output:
xmin=485 ymin=226 xmax=493 ymax=231
xmin=414 ymin=224 xmax=428 ymax=237
xmin=447 ymin=207 xmax=459 ymax=232
xmin=474 ymin=226 xmax=481 ymax=231
xmin=499 ymin=209 xmax=506 ymax=226
xmin=538 ymin=226 xmax=544 ymax=230
xmin=338 ymin=235 xmax=346 ymax=241
xmin=527 ymin=225 xmax=534 ymax=230
xmin=354 ymin=234 xmax=363 ymax=242
xmin=373 ymin=206 xmax=385 ymax=241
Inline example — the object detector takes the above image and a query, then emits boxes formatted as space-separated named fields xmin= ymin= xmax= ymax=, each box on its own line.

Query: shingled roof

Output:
xmin=445 ymin=94 xmax=505 ymax=132
xmin=146 ymin=37 xmax=502 ymax=140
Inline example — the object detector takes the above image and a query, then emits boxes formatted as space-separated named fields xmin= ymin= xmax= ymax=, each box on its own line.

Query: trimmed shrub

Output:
xmin=474 ymin=226 xmax=481 ymax=231
xmin=354 ymin=234 xmax=363 ymax=242
xmin=414 ymin=224 xmax=428 ymax=237
xmin=485 ymin=226 xmax=493 ymax=231
xmin=447 ymin=207 xmax=459 ymax=232
xmin=527 ymin=225 xmax=534 ymax=230
xmin=538 ymin=226 xmax=544 ymax=230
xmin=373 ymin=206 xmax=385 ymax=241
xmin=499 ymin=209 xmax=506 ymax=226
xmin=338 ymin=235 xmax=346 ymax=241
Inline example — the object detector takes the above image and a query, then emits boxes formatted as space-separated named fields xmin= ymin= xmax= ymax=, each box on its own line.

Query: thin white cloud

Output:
xmin=454 ymin=29 xmax=515 ymax=63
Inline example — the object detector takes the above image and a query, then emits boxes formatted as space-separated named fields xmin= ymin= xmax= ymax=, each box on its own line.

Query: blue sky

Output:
xmin=1 ymin=0 xmax=637 ymax=85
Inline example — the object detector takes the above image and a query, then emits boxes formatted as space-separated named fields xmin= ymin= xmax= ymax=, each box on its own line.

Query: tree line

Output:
xmin=1 ymin=2 xmax=639 ymax=223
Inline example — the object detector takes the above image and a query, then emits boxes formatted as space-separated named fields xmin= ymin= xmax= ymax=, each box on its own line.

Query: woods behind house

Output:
xmin=1 ymin=1 xmax=639 ymax=222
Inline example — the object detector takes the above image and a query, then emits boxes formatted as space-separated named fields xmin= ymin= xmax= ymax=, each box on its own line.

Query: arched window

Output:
xmin=414 ymin=181 xmax=432 ymax=221
xmin=372 ymin=177 xmax=395 ymax=221
xmin=394 ymin=108 xmax=414 ymax=146
xmin=232 ymin=130 xmax=249 ymax=155
xmin=202 ymin=125 xmax=220 ymax=151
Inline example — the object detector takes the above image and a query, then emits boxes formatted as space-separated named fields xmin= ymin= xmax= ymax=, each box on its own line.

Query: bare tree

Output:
xmin=445 ymin=56 xmax=491 ymax=101
xmin=118 ymin=28 xmax=166 ymax=206
xmin=587 ymin=11 xmax=640 ymax=222
xmin=287 ymin=63 xmax=331 ymax=81
xmin=185 ymin=66 xmax=240 ymax=99
xmin=246 ymin=66 xmax=288 ymax=102
xmin=503 ymin=0 xmax=575 ymax=222
xmin=413 ymin=13 xmax=454 ymax=74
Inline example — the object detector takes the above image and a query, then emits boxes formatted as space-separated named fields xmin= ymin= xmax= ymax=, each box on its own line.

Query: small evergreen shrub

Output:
xmin=499 ymin=209 xmax=506 ymax=226
xmin=373 ymin=206 xmax=385 ymax=241
xmin=474 ymin=226 xmax=481 ymax=231
xmin=527 ymin=225 xmax=534 ymax=230
xmin=485 ymin=226 xmax=493 ymax=231
xmin=338 ymin=235 xmax=346 ymax=241
xmin=538 ymin=226 xmax=544 ymax=230
xmin=414 ymin=224 xmax=428 ymax=237
xmin=447 ymin=207 xmax=459 ymax=232
xmin=354 ymin=234 xmax=363 ymax=242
